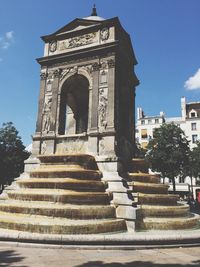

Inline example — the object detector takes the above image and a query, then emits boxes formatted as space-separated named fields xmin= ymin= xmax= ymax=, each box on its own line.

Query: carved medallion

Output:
xmin=100 ymin=28 xmax=109 ymax=41
xmin=49 ymin=41 xmax=57 ymax=52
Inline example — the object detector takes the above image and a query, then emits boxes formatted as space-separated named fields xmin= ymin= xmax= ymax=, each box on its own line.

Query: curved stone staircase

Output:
xmin=0 ymin=154 xmax=126 ymax=235
xmin=127 ymin=158 xmax=200 ymax=230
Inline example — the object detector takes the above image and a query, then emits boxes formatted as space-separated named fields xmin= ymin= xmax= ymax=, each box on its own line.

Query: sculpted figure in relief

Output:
xmin=98 ymin=88 xmax=108 ymax=130
xmin=42 ymin=95 xmax=52 ymax=133
xmin=59 ymin=33 xmax=96 ymax=50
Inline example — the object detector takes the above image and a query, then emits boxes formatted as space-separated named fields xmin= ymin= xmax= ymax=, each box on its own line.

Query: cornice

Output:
xmin=36 ymin=41 xmax=118 ymax=66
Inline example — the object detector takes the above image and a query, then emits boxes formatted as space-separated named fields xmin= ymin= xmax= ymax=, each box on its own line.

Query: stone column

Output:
xmin=88 ymin=62 xmax=100 ymax=155
xmin=50 ymin=69 xmax=61 ymax=133
xmin=106 ymin=59 xmax=115 ymax=132
xmin=89 ymin=62 xmax=100 ymax=133
xmin=35 ymin=72 xmax=47 ymax=133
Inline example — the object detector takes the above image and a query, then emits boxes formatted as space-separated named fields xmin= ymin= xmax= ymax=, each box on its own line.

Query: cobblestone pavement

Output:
xmin=0 ymin=243 xmax=200 ymax=267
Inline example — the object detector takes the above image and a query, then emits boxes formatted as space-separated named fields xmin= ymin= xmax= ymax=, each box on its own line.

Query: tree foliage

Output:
xmin=184 ymin=141 xmax=200 ymax=181
xmin=134 ymin=141 xmax=147 ymax=159
xmin=0 ymin=122 xmax=30 ymax=189
xmin=145 ymin=123 xmax=190 ymax=193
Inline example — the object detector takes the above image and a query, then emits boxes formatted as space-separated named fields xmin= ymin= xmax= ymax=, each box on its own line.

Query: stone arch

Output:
xmin=58 ymin=74 xmax=89 ymax=135
xmin=59 ymin=67 xmax=92 ymax=94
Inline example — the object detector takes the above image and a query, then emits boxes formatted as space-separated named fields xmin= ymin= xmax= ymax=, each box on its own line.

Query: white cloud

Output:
xmin=184 ymin=68 xmax=200 ymax=90
xmin=5 ymin=31 xmax=14 ymax=40
xmin=1 ymin=42 xmax=10 ymax=49
xmin=0 ymin=30 xmax=14 ymax=49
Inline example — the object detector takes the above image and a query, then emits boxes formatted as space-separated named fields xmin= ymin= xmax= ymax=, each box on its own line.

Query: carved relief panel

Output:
xmin=98 ymin=87 xmax=108 ymax=132
xmin=42 ymin=94 xmax=52 ymax=133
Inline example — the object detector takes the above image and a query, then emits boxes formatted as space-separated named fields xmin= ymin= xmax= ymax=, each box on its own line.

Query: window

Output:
xmin=148 ymin=119 xmax=152 ymax=124
xmin=141 ymin=120 xmax=145 ymax=125
xmin=189 ymin=110 xmax=197 ymax=118
xmin=192 ymin=134 xmax=198 ymax=144
xmin=155 ymin=119 xmax=159 ymax=124
xmin=141 ymin=129 xmax=148 ymax=139
xmin=191 ymin=123 xmax=197 ymax=131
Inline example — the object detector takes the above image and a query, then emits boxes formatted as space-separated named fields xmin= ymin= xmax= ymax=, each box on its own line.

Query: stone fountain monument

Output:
xmin=0 ymin=7 xmax=199 ymax=242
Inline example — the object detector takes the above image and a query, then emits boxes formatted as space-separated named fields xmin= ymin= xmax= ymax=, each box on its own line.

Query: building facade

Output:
xmin=136 ymin=97 xmax=200 ymax=149
xmin=136 ymin=97 xmax=200 ymax=198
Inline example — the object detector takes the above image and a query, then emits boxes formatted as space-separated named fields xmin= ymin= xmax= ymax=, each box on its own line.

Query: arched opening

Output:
xmin=58 ymin=74 xmax=89 ymax=135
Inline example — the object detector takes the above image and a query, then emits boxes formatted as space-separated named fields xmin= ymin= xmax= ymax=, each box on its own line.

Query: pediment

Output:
xmin=41 ymin=19 xmax=103 ymax=41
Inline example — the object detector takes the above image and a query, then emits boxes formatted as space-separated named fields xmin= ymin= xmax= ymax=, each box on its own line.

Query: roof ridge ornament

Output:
xmin=91 ymin=4 xmax=97 ymax=16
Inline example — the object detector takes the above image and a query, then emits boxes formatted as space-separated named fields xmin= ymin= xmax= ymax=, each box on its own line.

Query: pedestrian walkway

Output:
xmin=0 ymin=243 xmax=200 ymax=267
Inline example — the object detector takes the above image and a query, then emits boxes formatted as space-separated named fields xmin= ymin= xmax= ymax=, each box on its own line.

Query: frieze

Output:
xmin=59 ymin=32 xmax=96 ymax=50
xmin=44 ymin=55 xmax=99 ymax=68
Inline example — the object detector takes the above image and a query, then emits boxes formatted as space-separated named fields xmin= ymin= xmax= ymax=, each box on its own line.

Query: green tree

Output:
xmin=183 ymin=142 xmax=200 ymax=195
xmin=134 ymin=141 xmax=147 ymax=159
xmin=146 ymin=123 xmax=190 ymax=193
xmin=0 ymin=122 xmax=30 ymax=191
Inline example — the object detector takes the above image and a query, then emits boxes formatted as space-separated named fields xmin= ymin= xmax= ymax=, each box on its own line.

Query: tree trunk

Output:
xmin=190 ymin=175 xmax=194 ymax=197
xmin=172 ymin=177 xmax=176 ymax=194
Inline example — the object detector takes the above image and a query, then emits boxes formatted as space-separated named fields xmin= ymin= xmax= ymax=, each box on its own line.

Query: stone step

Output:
xmin=7 ymin=189 xmax=110 ymax=205
xmin=30 ymin=169 xmax=102 ymax=180
xmin=127 ymin=173 xmax=160 ymax=184
xmin=128 ymin=181 xmax=169 ymax=194
xmin=0 ymin=200 xmax=115 ymax=219
xmin=17 ymin=178 xmax=106 ymax=192
xmin=129 ymin=158 xmax=149 ymax=173
xmin=40 ymin=164 xmax=85 ymax=170
xmin=140 ymin=214 xmax=200 ymax=230
xmin=38 ymin=154 xmax=98 ymax=170
xmin=134 ymin=193 xmax=179 ymax=205
xmin=140 ymin=204 xmax=190 ymax=217
xmin=0 ymin=211 xmax=126 ymax=234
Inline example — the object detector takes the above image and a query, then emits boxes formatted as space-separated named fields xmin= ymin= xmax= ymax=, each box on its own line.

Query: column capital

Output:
xmin=92 ymin=62 xmax=101 ymax=72
xmin=40 ymin=72 xmax=48 ymax=80
xmin=107 ymin=59 xmax=115 ymax=68
xmin=53 ymin=68 xmax=62 ymax=78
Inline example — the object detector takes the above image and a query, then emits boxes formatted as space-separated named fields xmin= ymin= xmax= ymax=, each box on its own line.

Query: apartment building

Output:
xmin=136 ymin=97 xmax=200 ymax=149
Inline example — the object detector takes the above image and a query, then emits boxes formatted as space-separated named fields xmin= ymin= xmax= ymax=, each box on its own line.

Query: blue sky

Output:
xmin=0 ymin=0 xmax=199 ymax=145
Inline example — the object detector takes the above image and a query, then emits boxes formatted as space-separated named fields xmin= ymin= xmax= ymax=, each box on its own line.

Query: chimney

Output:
xmin=181 ymin=97 xmax=186 ymax=120
xmin=137 ymin=107 xmax=144 ymax=120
